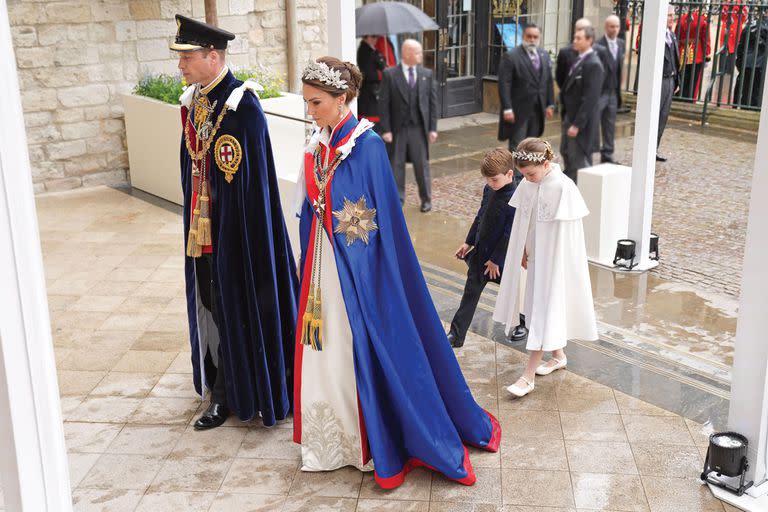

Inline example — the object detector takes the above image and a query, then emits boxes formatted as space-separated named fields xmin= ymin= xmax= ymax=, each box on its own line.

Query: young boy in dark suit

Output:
xmin=448 ymin=149 xmax=525 ymax=348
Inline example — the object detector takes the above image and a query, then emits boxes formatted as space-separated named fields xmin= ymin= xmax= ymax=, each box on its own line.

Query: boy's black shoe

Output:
xmin=447 ymin=333 xmax=464 ymax=348
xmin=508 ymin=325 xmax=529 ymax=342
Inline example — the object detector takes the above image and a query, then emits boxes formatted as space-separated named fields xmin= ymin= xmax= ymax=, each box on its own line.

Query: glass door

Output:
xmin=438 ymin=0 xmax=482 ymax=116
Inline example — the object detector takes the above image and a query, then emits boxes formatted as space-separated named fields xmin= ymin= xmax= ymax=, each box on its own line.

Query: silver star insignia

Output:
xmin=333 ymin=196 xmax=378 ymax=246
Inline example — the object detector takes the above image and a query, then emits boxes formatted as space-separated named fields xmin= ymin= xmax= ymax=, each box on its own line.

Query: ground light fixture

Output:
xmin=701 ymin=431 xmax=754 ymax=496
xmin=613 ymin=239 xmax=637 ymax=269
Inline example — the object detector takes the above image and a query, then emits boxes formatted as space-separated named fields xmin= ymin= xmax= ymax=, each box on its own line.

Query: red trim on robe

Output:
xmin=357 ymin=396 xmax=371 ymax=465
xmin=374 ymin=446 xmax=476 ymax=490
xmin=181 ymin=105 xmax=212 ymax=254
xmin=293 ymin=117 xmax=358 ymax=445
xmin=374 ymin=411 xmax=500 ymax=489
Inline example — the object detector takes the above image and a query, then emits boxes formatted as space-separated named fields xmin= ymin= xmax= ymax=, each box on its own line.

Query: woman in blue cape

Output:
xmin=293 ymin=57 xmax=500 ymax=489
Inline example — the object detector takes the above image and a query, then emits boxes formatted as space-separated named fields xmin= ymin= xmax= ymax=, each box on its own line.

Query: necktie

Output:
xmin=529 ymin=50 xmax=540 ymax=71
xmin=665 ymin=30 xmax=673 ymax=47
xmin=569 ymin=54 xmax=584 ymax=76
xmin=609 ymin=40 xmax=617 ymax=60
xmin=408 ymin=66 xmax=415 ymax=87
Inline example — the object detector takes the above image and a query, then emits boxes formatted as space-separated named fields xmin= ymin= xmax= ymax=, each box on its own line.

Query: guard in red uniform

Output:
xmin=676 ymin=8 xmax=711 ymax=101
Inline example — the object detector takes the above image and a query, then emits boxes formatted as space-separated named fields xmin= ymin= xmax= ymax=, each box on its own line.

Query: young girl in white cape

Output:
xmin=493 ymin=138 xmax=598 ymax=397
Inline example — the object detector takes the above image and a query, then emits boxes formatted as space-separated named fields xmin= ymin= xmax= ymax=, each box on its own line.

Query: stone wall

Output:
xmin=9 ymin=0 xmax=327 ymax=193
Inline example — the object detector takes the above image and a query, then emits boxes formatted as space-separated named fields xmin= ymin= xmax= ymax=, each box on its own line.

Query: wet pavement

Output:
xmin=410 ymin=113 xmax=756 ymax=300
xmin=23 ymin=185 xmax=739 ymax=511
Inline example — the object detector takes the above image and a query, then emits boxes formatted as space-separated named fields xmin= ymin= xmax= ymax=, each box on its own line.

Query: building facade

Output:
xmin=9 ymin=0 xmax=327 ymax=193
xmin=10 ymin=0 xmax=615 ymax=192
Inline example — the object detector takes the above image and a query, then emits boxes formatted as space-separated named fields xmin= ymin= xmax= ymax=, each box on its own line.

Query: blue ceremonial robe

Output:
xmin=294 ymin=114 xmax=500 ymax=488
xmin=181 ymin=71 xmax=299 ymax=425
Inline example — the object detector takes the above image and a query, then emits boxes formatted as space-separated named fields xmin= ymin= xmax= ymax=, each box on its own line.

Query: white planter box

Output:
xmin=123 ymin=92 xmax=307 ymax=254
xmin=123 ymin=94 xmax=184 ymax=205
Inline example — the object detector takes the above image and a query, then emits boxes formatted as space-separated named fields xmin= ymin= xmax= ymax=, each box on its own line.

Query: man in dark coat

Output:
xmin=357 ymin=35 xmax=387 ymax=126
xmin=560 ymin=25 xmax=604 ymax=183
xmin=497 ymin=24 xmax=555 ymax=163
xmin=379 ymin=39 xmax=439 ymax=212
xmin=734 ymin=17 xmax=768 ymax=109
xmin=595 ymin=15 xmax=625 ymax=163
xmin=657 ymin=6 xmax=681 ymax=162
xmin=172 ymin=15 xmax=298 ymax=430
xmin=555 ymin=18 xmax=593 ymax=154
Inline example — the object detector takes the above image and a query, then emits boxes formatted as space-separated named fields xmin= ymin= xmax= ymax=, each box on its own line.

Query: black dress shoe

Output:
xmin=617 ymin=106 xmax=631 ymax=114
xmin=600 ymin=157 xmax=620 ymax=164
xmin=447 ymin=333 xmax=464 ymax=348
xmin=655 ymin=154 xmax=667 ymax=162
xmin=420 ymin=201 xmax=432 ymax=213
xmin=508 ymin=324 xmax=529 ymax=342
xmin=194 ymin=402 xmax=230 ymax=430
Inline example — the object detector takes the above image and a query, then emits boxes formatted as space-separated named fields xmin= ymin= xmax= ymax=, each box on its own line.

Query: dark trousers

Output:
xmin=561 ymin=118 xmax=592 ymax=183
xmin=195 ymin=254 xmax=227 ymax=405
xmin=506 ymin=106 xmax=543 ymax=152
xmin=658 ymin=76 xmax=675 ymax=148
xmin=598 ymin=93 xmax=617 ymax=160
xmin=391 ymin=124 xmax=431 ymax=204
xmin=449 ymin=258 xmax=489 ymax=342
xmin=680 ymin=63 xmax=704 ymax=101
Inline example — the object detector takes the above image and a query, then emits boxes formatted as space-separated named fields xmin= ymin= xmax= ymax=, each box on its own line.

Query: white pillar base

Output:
xmin=710 ymin=482 xmax=768 ymax=511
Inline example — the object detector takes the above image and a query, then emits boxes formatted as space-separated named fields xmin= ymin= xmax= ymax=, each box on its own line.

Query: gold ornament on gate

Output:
xmin=214 ymin=135 xmax=242 ymax=183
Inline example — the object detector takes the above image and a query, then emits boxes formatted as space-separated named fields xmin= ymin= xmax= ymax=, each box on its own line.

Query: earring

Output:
xmin=338 ymin=104 xmax=344 ymax=118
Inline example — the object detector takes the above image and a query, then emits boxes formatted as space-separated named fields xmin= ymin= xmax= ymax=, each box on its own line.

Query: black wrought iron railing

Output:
xmin=619 ymin=0 xmax=767 ymax=124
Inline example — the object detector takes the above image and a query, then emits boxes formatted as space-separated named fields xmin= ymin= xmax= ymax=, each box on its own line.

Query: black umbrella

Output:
xmin=355 ymin=1 xmax=440 ymax=37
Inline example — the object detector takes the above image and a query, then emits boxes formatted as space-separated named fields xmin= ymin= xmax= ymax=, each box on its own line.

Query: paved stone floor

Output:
xmin=5 ymin=185 xmax=740 ymax=511
xmin=406 ymin=115 xmax=757 ymax=298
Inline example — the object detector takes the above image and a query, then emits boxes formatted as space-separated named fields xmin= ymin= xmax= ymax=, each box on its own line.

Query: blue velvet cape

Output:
xmin=181 ymin=71 xmax=298 ymax=425
xmin=296 ymin=115 xmax=500 ymax=488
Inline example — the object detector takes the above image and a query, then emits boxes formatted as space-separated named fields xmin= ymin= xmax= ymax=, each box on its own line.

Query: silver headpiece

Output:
xmin=302 ymin=60 xmax=349 ymax=90
xmin=512 ymin=151 xmax=547 ymax=163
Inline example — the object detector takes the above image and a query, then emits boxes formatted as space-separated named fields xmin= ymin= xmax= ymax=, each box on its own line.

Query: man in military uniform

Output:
xmin=171 ymin=15 xmax=298 ymax=430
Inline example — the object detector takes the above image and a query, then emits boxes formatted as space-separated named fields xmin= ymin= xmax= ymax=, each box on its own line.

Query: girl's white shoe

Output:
xmin=535 ymin=357 xmax=567 ymax=376
xmin=506 ymin=376 xmax=534 ymax=397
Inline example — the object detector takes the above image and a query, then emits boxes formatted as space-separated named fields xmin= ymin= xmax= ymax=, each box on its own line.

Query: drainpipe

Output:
xmin=286 ymin=0 xmax=299 ymax=92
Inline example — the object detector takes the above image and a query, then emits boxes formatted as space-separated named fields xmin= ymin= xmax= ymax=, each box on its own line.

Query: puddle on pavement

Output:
xmin=591 ymin=266 xmax=736 ymax=368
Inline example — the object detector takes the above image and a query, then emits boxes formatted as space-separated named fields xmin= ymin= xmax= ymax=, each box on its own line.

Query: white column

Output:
xmin=0 ymin=3 xmax=72 ymax=511
xmin=327 ymin=0 xmax=357 ymax=63
xmin=727 ymin=76 xmax=768 ymax=491
xmin=327 ymin=0 xmax=358 ymax=115
xmin=626 ymin=0 xmax=668 ymax=271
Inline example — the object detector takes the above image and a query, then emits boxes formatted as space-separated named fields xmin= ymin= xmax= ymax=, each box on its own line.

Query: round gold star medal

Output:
xmin=214 ymin=135 xmax=242 ymax=183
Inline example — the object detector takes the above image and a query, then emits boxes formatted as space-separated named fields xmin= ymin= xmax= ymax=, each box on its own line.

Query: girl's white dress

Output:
xmin=493 ymin=164 xmax=598 ymax=351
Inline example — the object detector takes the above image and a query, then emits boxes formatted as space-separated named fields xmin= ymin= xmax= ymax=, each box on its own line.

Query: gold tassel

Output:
xmin=311 ymin=318 xmax=323 ymax=351
xmin=186 ymin=206 xmax=202 ymax=257
xmin=196 ymin=180 xmax=212 ymax=246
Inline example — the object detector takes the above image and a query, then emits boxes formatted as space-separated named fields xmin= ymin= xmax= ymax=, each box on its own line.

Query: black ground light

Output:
xmin=649 ymin=233 xmax=659 ymax=261
xmin=701 ymin=431 xmax=754 ymax=496
xmin=613 ymin=239 xmax=637 ymax=270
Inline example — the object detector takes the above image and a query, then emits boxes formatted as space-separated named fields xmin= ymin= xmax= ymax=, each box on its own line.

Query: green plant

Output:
xmin=133 ymin=66 xmax=284 ymax=105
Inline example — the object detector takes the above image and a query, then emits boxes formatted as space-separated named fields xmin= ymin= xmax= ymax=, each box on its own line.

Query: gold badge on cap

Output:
xmin=214 ymin=135 xmax=242 ymax=183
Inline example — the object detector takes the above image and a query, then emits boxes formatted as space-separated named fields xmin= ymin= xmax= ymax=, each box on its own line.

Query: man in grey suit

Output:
xmin=380 ymin=39 xmax=438 ymax=212
xmin=560 ymin=25 xmax=604 ymax=183
xmin=595 ymin=15 xmax=625 ymax=164
xmin=657 ymin=6 xmax=680 ymax=162
xmin=497 ymin=24 xmax=555 ymax=159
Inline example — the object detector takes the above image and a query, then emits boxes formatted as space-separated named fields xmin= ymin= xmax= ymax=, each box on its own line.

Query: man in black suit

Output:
xmin=357 ymin=35 xmax=387 ymax=126
xmin=595 ymin=15 xmax=624 ymax=163
xmin=555 ymin=18 xmax=592 ymax=155
xmin=560 ymin=25 xmax=604 ymax=183
xmin=497 ymin=24 xmax=555 ymax=160
xmin=657 ymin=6 xmax=680 ymax=162
xmin=380 ymin=39 xmax=438 ymax=212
